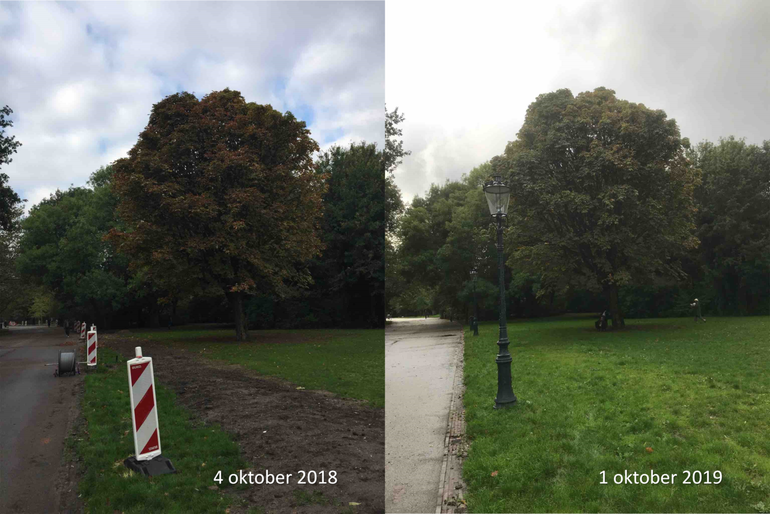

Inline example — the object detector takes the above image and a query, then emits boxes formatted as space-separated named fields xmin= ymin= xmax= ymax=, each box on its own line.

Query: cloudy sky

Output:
xmin=387 ymin=0 xmax=769 ymax=203
xmin=1 ymin=1 xmax=384 ymax=210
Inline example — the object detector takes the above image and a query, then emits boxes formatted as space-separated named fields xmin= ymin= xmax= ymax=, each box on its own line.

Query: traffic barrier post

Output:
xmin=124 ymin=346 xmax=176 ymax=476
xmin=86 ymin=328 xmax=97 ymax=367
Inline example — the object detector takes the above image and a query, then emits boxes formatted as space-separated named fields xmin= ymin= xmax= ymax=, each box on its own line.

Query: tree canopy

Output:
xmin=497 ymin=87 xmax=700 ymax=327
xmin=691 ymin=137 xmax=770 ymax=314
xmin=16 ymin=167 xmax=132 ymax=327
xmin=309 ymin=141 xmax=385 ymax=327
xmin=389 ymin=88 xmax=767 ymax=326
xmin=0 ymin=105 xmax=24 ymax=320
xmin=107 ymin=89 xmax=325 ymax=340
xmin=1 ymin=105 xmax=23 ymax=231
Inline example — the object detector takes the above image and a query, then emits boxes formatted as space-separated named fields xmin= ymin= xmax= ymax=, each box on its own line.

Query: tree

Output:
xmin=0 ymin=203 xmax=23 ymax=318
xmin=384 ymin=106 xmax=411 ymax=176
xmin=312 ymin=141 xmax=385 ymax=327
xmin=107 ymin=90 xmax=325 ymax=340
xmin=384 ymin=107 xmax=408 ymax=235
xmin=383 ymin=107 xmax=410 ymax=316
xmin=0 ymin=105 xmax=24 ymax=319
xmin=1 ymin=105 xmax=23 ymax=231
xmin=16 ymin=171 xmax=132 ymax=328
xmin=384 ymin=233 xmax=404 ymax=316
xmin=392 ymin=177 xmax=482 ymax=318
xmin=497 ymin=88 xmax=700 ymax=328
xmin=29 ymin=286 xmax=59 ymax=320
xmin=691 ymin=137 xmax=770 ymax=314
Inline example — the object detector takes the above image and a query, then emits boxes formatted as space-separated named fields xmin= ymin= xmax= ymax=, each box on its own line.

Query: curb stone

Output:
xmin=437 ymin=327 xmax=468 ymax=513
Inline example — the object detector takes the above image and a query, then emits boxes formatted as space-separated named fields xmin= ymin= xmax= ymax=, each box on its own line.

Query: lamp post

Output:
xmin=483 ymin=175 xmax=517 ymax=409
xmin=470 ymin=269 xmax=479 ymax=336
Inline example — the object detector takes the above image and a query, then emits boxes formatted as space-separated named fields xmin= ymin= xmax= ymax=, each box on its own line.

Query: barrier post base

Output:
xmin=124 ymin=455 xmax=177 ymax=477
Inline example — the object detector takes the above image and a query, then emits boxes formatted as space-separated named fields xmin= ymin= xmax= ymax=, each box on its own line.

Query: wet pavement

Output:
xmin=385 ymin=318 xmax=463 ymax=513
xmin=0 ymin=326 xmax=82 ymax=513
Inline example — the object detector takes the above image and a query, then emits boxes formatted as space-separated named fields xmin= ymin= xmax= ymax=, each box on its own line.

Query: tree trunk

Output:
xmin=228 ymin=291 xmax=249 ymax=341
xmin=739 ymin=277 xmax=749 ymax=315
xmin=147 ymin=301 xmax=160 ymax=328
xmin=605 ymin=283 xmax=625 ymax=329
xmin=369 ymin=293 xmax=377 ymax=328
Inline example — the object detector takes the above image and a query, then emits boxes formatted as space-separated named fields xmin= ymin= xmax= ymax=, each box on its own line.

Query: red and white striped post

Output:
xmin=80 ymin=322 xmax=86 ymax=340
xmin=86 ymin=327 xmax=97 ymax=367
xmin=127 ymin=346 xmax=162 ymax=461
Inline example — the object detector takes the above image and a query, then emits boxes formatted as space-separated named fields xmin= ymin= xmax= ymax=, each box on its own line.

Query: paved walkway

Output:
xmin=0 ymin=326 xmax=81 ymax=513
xmin=385 ymin=318 xmax=463 ymax=513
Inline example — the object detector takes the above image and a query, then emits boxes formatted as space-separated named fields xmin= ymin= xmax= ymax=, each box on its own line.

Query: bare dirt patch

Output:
xmin=174 ymin=332 xmax=337 ymax=345
xmin=104 ymin=335 xmax=384 ymax=513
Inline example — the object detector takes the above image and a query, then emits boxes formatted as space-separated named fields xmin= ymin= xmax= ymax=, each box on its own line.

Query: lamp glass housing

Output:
xmin=483 ymin=176 xmax=511 ymax=216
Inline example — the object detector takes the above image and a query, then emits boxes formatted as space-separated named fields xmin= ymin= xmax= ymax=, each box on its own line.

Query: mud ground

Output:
xmin=104 ymin=334 xmax=384 ymax=513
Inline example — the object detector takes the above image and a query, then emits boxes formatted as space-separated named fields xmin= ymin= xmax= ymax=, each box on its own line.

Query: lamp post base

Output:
xmin=494 ymin=350 xmax=517 ymax=409
xmin=494 ymin=396 xmax=517 ymax=409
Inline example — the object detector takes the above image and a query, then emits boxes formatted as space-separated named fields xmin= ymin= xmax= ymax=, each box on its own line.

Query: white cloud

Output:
xmin=387 ymin=0 xmax=769 ymax=202
xmin=23 ymin=187 xmax=56 ymax=209
xmin=1 ymin=1 xmax=384 ymax=210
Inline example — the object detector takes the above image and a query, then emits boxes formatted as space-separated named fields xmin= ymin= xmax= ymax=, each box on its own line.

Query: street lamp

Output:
xmin=470 ymin=269 xmax=479 ymax=336
xmin=483 ymin=175 xmax=517 ymax=410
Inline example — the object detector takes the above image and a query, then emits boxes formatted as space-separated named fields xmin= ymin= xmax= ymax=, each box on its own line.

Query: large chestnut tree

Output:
xmin=497 ymin=88 xmax=700 ymax=328
xmin=108 ymin=89 xmax=325 ymax=340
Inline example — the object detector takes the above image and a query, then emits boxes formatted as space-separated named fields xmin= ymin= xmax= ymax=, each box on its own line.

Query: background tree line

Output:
xmin=387 ymin=89 xmax=769 ymax=325
xmin=1 ymin=94 xmax=396 ymax=335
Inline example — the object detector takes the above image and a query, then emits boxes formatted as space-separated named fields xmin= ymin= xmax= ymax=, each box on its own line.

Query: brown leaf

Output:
xmin=645 ymin=447 xmax=653 ymax=453
xmin=491 ymin=470 xmax=499 ymax=477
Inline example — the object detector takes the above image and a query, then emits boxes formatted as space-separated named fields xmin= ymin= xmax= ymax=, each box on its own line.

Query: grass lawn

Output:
xmin=463 ymin=316 xmax=770 ymax=512
xmin=72 ymin=347 xmax=247 ymax=513
xmin=128 ymin=327 xmax=384 ymax=408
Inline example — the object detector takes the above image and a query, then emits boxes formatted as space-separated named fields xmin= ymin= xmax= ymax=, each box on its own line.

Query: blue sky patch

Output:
xmin=151 ymin=68 xmax=186 ymax=99
xmin=323 ymin=128 xmax=346 ymax=145
xmin=270 ymin=76 xmax=288 ymax=97
xmin=290 ymin=104 xmax=315 ymax=126
xmin=84 ymin=21 xmax=119 ymax=71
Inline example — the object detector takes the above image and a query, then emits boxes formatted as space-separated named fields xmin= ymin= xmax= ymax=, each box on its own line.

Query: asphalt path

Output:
xmin=0 ymin=326 xmax=82 ymax=513
xmin=385 ymin=318 xmax=463 ymax=513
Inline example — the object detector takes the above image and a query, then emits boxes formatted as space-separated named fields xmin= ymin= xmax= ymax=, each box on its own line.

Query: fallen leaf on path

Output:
xmin=349 ymin=502 xmax=360 ymax=506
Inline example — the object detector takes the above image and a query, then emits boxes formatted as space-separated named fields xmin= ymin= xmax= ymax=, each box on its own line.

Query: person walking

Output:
xmin=691 ymin=298 xmax=706 ymax=322
xmin=64 ymin=319 xmax=70 ymax=337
